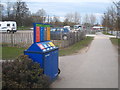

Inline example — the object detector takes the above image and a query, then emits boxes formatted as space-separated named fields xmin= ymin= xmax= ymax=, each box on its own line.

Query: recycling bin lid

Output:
xmin=24 ymin=41 xmax=59 ymax=54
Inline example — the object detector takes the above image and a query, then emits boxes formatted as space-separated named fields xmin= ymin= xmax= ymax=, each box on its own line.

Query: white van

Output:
xmin=0 ymin=21 xmax=17 ymax=33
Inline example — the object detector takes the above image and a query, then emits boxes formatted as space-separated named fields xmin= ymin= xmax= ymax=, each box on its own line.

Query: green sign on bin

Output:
xmin=36 ymin=24 xmax=51 ymax=27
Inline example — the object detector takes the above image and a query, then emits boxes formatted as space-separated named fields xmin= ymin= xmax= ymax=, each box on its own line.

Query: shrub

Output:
xmin=2 ymin=55 xmax=50 ymax=89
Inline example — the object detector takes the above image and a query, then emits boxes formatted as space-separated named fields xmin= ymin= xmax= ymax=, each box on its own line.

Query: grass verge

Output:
xmin=110 ymin=38 xmax=120 ymax=54
xmin=1 ymin=47 xmax=26 ymax=60
xmin=102 ymin=32 xmax=113 ymax=35
xmin=0 ymin=46 xmax=2 ymax=59
xmin=110 ymin=38 xmax=120 ymax=46
xmin=17 ymin=26 xmax=32 ymax=30
xmin=59 ymin=36 xmax=94 ymax=56
xmin=1 ymin=36 xmax=94 ymax=60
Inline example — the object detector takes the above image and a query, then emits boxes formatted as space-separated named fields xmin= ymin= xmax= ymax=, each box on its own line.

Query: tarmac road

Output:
xmin=51 ymin=32 xmax=118 ymax=88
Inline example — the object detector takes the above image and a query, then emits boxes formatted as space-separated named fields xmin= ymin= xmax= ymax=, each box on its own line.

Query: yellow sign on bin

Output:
xmin=49 ymin=42 xmax=55 ymax=47
xmin=47 ymin=27 xmax=50 ymax=40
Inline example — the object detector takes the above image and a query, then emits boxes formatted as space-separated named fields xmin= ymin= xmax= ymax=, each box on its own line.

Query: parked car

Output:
xmin=50 ymin=28 xmax=71 ymax=40
xmin=63 ymin=26 xmax=71 ymax=31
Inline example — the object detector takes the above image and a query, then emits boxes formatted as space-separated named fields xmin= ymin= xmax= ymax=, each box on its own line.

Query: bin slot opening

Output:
xmin=43 ymin=44 xmax=48 ymax=48
xmin=46 ymin=43 xmax=51 ymax=47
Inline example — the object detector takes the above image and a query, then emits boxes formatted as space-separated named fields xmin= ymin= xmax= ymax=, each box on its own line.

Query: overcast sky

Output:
xmin=2 ymin=0 xmax=119 ymax=24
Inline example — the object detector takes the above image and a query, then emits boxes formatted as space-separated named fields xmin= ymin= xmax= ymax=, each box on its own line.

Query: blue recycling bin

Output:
xmin=24 ymin=23 xmax=60 ymax=80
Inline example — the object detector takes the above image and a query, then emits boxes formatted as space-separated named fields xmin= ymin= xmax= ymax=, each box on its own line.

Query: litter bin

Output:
xmin=24 ymin=23 xmax=60 ymax=80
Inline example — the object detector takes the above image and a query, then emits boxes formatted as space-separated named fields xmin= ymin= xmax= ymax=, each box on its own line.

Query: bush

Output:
xmin=2 ymin=55 xmax=50 ymax=89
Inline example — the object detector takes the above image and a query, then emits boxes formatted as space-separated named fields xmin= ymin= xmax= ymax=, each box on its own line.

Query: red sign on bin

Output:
xmin=36 ymin=27 xmax=40 ymax=42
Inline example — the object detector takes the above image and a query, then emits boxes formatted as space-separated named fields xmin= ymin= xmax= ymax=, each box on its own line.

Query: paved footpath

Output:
xmin=51 ymin=32 xmax=118 ymax=88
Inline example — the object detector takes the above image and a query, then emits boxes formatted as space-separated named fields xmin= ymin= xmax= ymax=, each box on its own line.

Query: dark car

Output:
xmin=50 ymin=28 xmax=71 ymax=40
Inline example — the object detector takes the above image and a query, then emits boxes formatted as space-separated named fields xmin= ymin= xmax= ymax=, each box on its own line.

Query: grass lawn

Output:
xmin=2 ymin=47 xmax=26 ymax=60
xmin=110 ymin=38 xmax=120 ymax=54
xmin=0 ymin=46 xmax=2 ymax=59
xmin=1 ymin=36 xmax=94 ymax=60
xmin=102 ymin=32 xmax=113 ymax=35
xmin=110 ymin=38 xmax=120 ymax=46
xmin=17 ymin=26 xmax=32 ymax=30
xmin=59 ymin=36 xmax=94 ymax=56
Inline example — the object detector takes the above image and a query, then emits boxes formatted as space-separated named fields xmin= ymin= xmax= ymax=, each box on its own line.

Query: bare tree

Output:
xmin=102 ymin=12 xmax=111 ymax=32
xmin=89 ymin=14 xmax=96 ymax=26
xmin=6 ymin=0 xmax=12 ymax=18
xmin=64 ymin=12 xmax=81 ymax=26
xmin=83 ymin=14 xmax=91 ymax=30
xmin=102 ymin=13 xmax=107 ymax=31
xmin=64 ymin=13 xmax=73 ymax=26
xmin=0 ymin=3 xmax=4 ymax=21
xmin=113 ymin=1 xmax=120 ymax=31
xmin=102 ymin=4 xmax=118 ymax=33
xmin=108 ymin=6 xmax=117 ymax=31
xmin=13 ymin=0 xmax=29 ymax=26
xmin=65 ymin=12 xmax=74 ymax=23
xmin=52 ymin=15 xmax=61 ymax=27
xmin=83 ymin=14 xmax=90 ymax=24
xmin=2 ymin=0 xmax=34 ymax=27
xmin=73 ymin=12 xmax=81 ymax=24
xmin=52 ymin=16 xmax=60 ymax=22
xmin=35 ymin=8 xmax=46 ymax=23
xmin=63 ymin=18 xmax=69 ymax=26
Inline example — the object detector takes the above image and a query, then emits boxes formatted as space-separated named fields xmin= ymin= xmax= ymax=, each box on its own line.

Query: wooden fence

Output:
xmin=1 ymin=32 xmax=33 ymax=47
xmin=1 ymin=31 xmax=86 ymax=48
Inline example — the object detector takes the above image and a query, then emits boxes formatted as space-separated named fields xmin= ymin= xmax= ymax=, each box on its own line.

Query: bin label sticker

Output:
xmin=49 ymin=42 xmax=55 ymax=46
xmin=37 ymin=44 xmax=44 ymax=49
